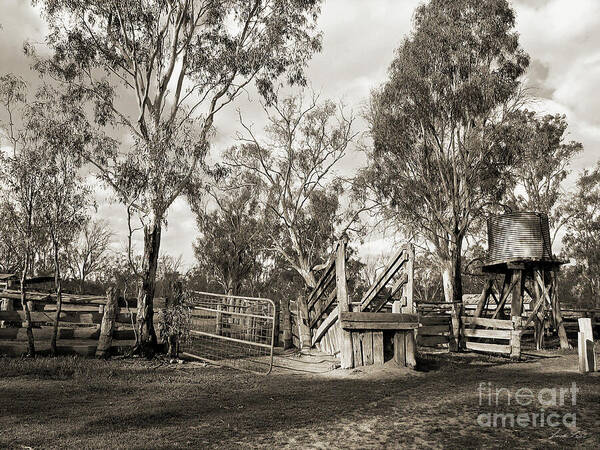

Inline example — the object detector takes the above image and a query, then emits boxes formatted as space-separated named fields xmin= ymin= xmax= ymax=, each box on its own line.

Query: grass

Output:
xmin=0 ymin=350 xmax=598 ymax=449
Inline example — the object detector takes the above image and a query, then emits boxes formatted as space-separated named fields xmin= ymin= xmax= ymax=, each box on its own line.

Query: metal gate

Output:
xmin=181 ymin=291 xmax=276 ymax=374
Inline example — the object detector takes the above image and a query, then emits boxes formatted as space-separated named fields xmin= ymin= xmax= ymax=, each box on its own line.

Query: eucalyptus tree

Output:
xmin=193 ymin=187 xmax=265 ymax=295
xmin=0 ymin=75 xmax=48 ymax=355
xmin=67 ymin=219 xmax=114 ymax=293
xmin=562 ymin=163 xmax=600 ymax=308
xmin=362 ymin=0 xmax=529 ymax=303
xmin=507 ymin=111 xmax=582 ymax=243
xmin=29 ymin=86 xmax=93 ymax=354
xmin=225 ymin=93 xmax=358 ymax=289
xmin=32 ymin=0 xmax=323 ymax=354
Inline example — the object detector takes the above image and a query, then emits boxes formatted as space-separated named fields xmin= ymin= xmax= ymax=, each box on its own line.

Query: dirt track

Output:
xmin=1 ymin=350 xmax=598 ymax=449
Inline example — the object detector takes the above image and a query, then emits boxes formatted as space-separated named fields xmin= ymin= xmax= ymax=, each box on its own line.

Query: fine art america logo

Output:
xmin=477 ymin=382 xmax=578 ymax=430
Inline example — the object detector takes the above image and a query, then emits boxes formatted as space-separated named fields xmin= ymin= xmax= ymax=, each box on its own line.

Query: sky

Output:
xmin=0 ymin=0 xmax=599 ymax=268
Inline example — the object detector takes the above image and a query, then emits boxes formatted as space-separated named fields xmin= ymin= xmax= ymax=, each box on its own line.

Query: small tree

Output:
xmin=29 ymin=86 xmax=93 ymax=354
xmin=67 ymin=219 xmax=113 ymax=293
xmin=0 ymin=75 xmax=50 ymax=355
xmin=193 ymin=187 xmax=265 ymax=295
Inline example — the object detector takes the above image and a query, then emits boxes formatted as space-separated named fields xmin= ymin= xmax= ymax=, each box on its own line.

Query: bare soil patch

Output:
xmin=0 ymin=350 xmax=598 ymax=449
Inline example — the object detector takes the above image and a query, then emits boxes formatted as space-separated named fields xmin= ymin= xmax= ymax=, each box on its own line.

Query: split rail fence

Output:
xmin=0 ymin=290 xmax=137 ymax=356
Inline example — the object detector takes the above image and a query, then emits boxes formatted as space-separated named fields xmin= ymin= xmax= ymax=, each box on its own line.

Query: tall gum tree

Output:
xmin=32 ymin=0 xmax=323 ymax=355
xmin=361 ymin=0 xmax=529 ymax=303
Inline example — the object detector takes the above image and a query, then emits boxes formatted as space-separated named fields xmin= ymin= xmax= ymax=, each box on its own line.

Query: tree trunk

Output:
xmin=441 ymin=234 xmax=464 ymax=352
xmin=50 ymin=242 xmax=63 ymax=356
xmin=135 ymin=218 xmax=162 ymax=357
xmin=440 ymin=234 xmax=464 ymax=304
xmin=20 ymin=252 xmax=35 ymax=356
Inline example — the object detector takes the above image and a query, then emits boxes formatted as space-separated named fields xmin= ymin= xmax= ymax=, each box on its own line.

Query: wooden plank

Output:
xmin=0 ymin=339 xmax=136 ymax=357
xmin=418 ymin=325 xmax=450 ymax=335
xmin=417 ymin=335 xmax=449 ymax=347
xmin=462 ymin=316 xmax=513 ymax=330
xmin=309 ymin=289 xmax=336 ymax=328
xmin=44 ymin=304 xmax=100 ymax=312
xmin=465 ymin=341 xmax=511 ymax=354
xmin=311 ymin=306 xmax=339 ymax=346
xmin=462 ymin=328 xmax=512 ymax=340
xmin=341 ymin=321 xmax=419 ymax=331
xmin=362 ymin=332 xmax=374 ymax=365
xmin=393 ymin=331 xmax=406 ymax=366
xmin=373 ymin=331 xmax=384 ymax=364
xmin=352 ymin=332 xmax=363 ymax=367
xmin=0 ymin=326 xmax=101 ymax=341
xmin=340 ymin=312 xmax=418 ymax=323
xmin=306 ymin=254 xmax=337 ymax=309
xmin=419 ymin=316 xmax=451 ymax=325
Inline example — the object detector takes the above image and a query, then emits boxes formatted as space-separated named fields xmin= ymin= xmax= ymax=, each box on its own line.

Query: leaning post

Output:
xmin=96 ymin=287 xmax=118 ymax=358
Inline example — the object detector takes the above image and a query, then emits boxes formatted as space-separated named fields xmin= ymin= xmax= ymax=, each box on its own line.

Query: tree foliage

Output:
xmin=225 ymin=92 xmax=357 ymax=288
xmin=193 ymin=188 xmax=265 ymax=295
xmin=508 ymin=110 xmax=582 ymax=242
xmin=561 ymin=163 xmax=600 ymax=308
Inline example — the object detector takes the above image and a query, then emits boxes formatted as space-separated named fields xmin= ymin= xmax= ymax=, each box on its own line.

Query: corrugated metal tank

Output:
xmin=487 ymin=212 xmax=553 ymax=263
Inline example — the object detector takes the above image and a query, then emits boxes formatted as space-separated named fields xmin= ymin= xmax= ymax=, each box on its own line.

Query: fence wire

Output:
xmin=181 ymin=291 xmax=275 ymax=374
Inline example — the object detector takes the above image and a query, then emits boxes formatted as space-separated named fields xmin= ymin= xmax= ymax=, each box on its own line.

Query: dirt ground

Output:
xmin=0 ymin=349 xmax=598 ymax=449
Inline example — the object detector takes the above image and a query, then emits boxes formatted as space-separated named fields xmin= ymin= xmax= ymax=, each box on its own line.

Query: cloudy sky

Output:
xmin=1 ymin=0 xmax=599 ymax=267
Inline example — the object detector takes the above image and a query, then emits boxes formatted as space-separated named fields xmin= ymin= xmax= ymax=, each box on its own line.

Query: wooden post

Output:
xmin=510 ymin=316 xmax=522 ymax=360
xmin=96 ymin=287 xmax=118 ymax=358
xmin=337 ymin=237 xmax=354 ymax=369
xmin=578 ymin=318 xmax=596 ymax=373
xmin=551 ymin=269 xmax=571 ymax=350
xmin=474 ymin=278 xmax=494 ymax=318
xmin=394 ymin=332 xmax=406 ymax=366
xmin=273 ymin=299 xmax=280 ymax=347
xmin=297 ymin=295 xmax=312 ymax=349
xmin=533 ymin=269 xmax=544 ymax=350
xmin=281 ymin=297 xmax=292 ymax=349
xmin=215 ymin=304 xmax=222 ymax=335
xmin=404 ymin=244 xmax=414 ymax=314
xmin=511 ymin=269 xmax=523 ymax=319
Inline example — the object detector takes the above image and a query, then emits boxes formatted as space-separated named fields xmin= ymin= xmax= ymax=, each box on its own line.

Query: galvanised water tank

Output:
xmin=487 ymin=212 xmax=553 ymax=263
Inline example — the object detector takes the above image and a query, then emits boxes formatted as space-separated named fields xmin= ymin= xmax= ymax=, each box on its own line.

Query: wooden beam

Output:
xmin=511 ymin=269 xmax=523 ymax=319
xmin=462 ymin=316 xmax=514 ymax=330
xmin=360 ymin=248 xmax=408 ymax=312
xmin=311 ymin=306 xmax=339 ymax=346
xmin=474 ymin=278 xmax=494 ymax=318
xmin=336 ymin=239 xmax=353 ymax=369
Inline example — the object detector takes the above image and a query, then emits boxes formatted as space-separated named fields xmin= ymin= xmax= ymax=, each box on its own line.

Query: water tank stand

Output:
xmin=474 ymin=260 xmax=571 ymax=351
